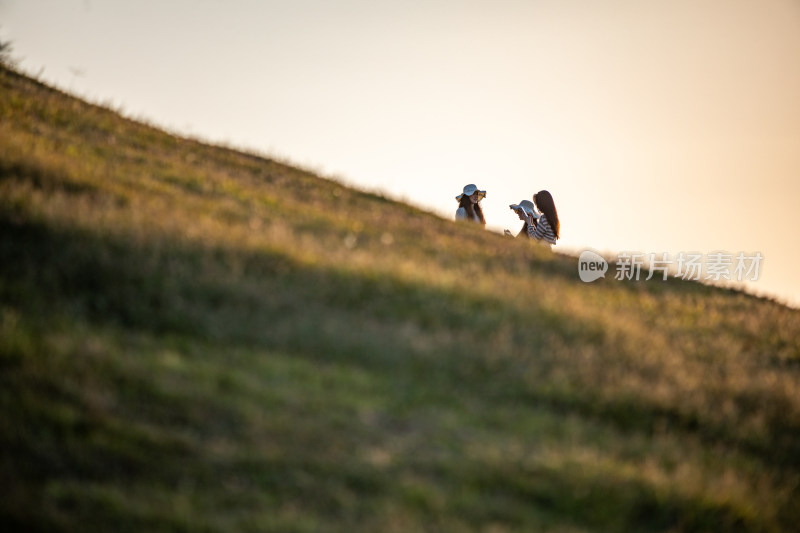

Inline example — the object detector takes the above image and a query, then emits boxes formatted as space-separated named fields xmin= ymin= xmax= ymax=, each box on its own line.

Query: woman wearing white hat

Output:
xmin=517 ymin=190 xmax=560 ymax=247
xmin=455 ymin=184 xmax=486 ymax=226
xmin=508 ymin=199 xmax=539 ymax=238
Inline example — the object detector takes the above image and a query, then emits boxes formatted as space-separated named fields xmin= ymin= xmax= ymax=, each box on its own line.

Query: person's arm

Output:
xmin=455 ymin=207 xmax=467 ymax=221
xmin=528 ymin=215 xmax=557 ymax=243
xmin=527 ymin=215 xmax=548 ymax=240
xmin=520 ymin=212 xmax=536 ymax=229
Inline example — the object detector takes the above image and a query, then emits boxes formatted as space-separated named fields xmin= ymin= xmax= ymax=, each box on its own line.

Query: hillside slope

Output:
xmin=2 ymin=66 xmax=800 ymax=532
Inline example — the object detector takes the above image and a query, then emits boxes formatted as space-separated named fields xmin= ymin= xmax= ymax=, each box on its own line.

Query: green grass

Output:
xmin=2 ymin=64 xmax=800 ymax=532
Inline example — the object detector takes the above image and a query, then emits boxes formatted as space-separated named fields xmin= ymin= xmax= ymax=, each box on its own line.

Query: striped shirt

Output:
xmin=527 ymin=214 xmax=557 ymax=244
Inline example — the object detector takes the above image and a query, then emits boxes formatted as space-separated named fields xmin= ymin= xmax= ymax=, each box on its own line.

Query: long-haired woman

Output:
xmin=525 ymin=190 xmax=559 ymax=246
xmin=455 ymin=183 xmax=486 ymax=226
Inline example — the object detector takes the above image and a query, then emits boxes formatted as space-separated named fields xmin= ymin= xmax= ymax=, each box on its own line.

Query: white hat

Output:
xmin=456 ymin=183 xmax=486 ymax=202
xmin=511 ymin=199 xmax=539 ymax=218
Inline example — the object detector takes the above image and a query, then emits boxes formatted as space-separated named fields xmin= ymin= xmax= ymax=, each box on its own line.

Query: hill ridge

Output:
xmin=2 ymin=65 xmax=800 ymax=532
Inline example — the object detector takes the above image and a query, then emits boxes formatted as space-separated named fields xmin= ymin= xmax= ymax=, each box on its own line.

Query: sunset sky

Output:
xmin=3 ymin=0 xmax=799 ymax=306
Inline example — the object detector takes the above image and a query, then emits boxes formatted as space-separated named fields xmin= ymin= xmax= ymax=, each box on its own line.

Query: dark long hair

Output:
xmin=533 ymin=190 xmax=559 ymax=239
xmin=458 ymin=195 xmax=486 ymax=225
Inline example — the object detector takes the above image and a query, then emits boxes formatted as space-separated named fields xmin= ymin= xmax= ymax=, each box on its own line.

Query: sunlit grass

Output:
xmin=2 ymin=64 xmax=800 ymax=532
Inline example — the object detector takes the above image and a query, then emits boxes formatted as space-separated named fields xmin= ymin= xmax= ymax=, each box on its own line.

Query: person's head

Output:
xmin=456 ymin=184 xmax=487 ymax=224
xmin=515 ymin=199 xmax=537 ymax=221
xmin=533 ymin=190 xmax=560 ymax=239
xmin=458 ymin=183 xmax=485 ymax=204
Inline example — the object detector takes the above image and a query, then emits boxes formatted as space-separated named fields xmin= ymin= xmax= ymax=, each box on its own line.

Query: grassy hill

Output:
xmin=2 ymin=64 xmax=800 ymax=532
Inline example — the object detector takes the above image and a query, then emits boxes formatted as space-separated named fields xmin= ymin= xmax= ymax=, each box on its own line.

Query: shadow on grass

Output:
xmin=0 ymin=213 xmax=597 ymax=370
xmin=1 ymin=214 xmax=796 ymax=532
xmin=4 ymin=212 xmax=799 ymax=461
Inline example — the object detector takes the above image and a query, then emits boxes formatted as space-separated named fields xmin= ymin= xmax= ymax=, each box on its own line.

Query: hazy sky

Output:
xmin=3 ymin=0 xmax=800 ymax=306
